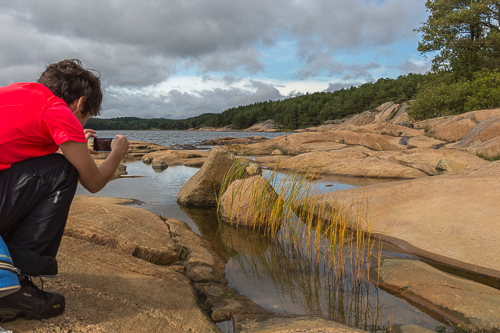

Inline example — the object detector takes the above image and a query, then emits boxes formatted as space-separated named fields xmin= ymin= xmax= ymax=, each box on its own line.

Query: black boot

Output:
xmin=0 ymin=276 xmax=65 ymax=321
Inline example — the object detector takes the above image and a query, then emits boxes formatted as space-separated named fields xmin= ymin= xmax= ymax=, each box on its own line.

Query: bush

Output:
xmin=407 ymin=76 xmax=471 ymax=120
xmin=465 ymin=70 xmax=500 ymax=111
xmin=408 ymin=71 xmax=500 ymax=120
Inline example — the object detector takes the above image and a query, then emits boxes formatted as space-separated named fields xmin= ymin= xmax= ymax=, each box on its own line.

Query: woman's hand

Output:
xmin=111 ymin=135 xmax=129 ymax=155
xmin=84 ymin=129 xmax=98 ymax=154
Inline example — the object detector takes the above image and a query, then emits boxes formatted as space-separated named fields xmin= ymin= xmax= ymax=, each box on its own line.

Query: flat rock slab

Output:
xmin=127 ymin=140 xmax=170 ymax=153
xmin=389 ymin=148 xmax=488 ymax=175
xmin=255 ymin=155 xmax=292 ymax=169
xmin=315 ymin=165 xmax=500 ymax=279
xmin=405 ymin=135 xmax=447 ymax=149
xmin=348 ymin=123 xmax=422 ymax=137
xmin=243 ymin=131 xmax=401 ymax=156
xmin=269 ymin=147 xmax=486 ymax=179
xmin=201 ymin=136 xmax=268 ymax=146
xmin=142 ymin=149 xmax=209 ymax=168
xmin=278 ymin=150 xmax=427 ymax=179
xmin=67 ymin=195 xmax=178 ymax=265
xmin=378 ymin=259 xmax=500 ymax=330
xmin=233 ymin=314 xmax=368 ymax=333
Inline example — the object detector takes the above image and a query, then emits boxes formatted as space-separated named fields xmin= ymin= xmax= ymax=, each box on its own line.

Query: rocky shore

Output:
xmin=187 ymin=102 xmax=500 ymax=331
xmin=5 ymin=102 xmax=500 ymax=332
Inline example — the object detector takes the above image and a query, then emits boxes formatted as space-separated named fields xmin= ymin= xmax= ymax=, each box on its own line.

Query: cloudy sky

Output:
xmin=1 ymin=0 xmax=431 ymax=119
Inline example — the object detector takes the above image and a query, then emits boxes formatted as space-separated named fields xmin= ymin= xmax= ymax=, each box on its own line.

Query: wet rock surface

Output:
xmin=195 ymin=283 xmax=268 ymax=322
xmin=151 ymin=159 xmax=168 ymax=170
xmin=377 ymin=259 xmax=500 ymax=330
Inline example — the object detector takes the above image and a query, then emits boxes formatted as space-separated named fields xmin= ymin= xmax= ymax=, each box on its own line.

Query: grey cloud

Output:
xmin=102 ymin=87 xmax=171 ymax=118
xmin=0 ymin=12 xmax=73 ymax=85
xmin=342 ymin=62 xmax=380 ymax=81
xmin=292 ymin=0 xmax=423 ymax=50
xmin=325 ymin=82 xmax=361 ymax=92
xmin=292 ymin=0 xmax=425 ymax=77
xmin=102 ymin=80 xmax=284 ymax=119
xmin=78 ymin=44 xmax=178 ymax=87
xmin=0 ymin=65 xmax=41 ymax=87
xmin=1 ymin=1 xmax=286 ymax=87
xmin=245 ymin=81 xmax=282 ymax=101
xmin=190 ymin=48 xmax=265 ymax=74
xmin=221 ymin=74 xmax=243 ymax=85
xmin=202 ymin=74 xmax=243 ymax=86
xmin=201 ymin=75 xmax=217 ymax=83
xmin=296 ymin=52 xmax=344 ymax=79
xmin=398 ymin=60 xmax=431 ymax=74
xmin=296 ymin=53 xmax=379 ymax=81
xmin=1 ymin=0 xmax=426 ymax=86
xmin=4 ymin=1 xmax=284 ymax=57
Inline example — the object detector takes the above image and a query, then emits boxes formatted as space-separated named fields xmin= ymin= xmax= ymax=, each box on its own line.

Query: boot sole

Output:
xmin=0 ymin=303 xmax=65 ymax=322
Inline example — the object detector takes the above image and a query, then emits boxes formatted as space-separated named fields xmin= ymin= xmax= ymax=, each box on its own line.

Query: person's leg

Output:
xmin=0 ymin=153 xmax=79 ymax=276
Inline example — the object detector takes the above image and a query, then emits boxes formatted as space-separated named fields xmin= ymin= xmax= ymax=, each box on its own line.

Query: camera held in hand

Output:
xmin=92 ymin=137 xmax=114 ymax=152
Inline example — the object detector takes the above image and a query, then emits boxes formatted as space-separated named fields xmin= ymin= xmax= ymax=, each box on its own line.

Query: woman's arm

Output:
xmin=59 ymin=135 xmax=129 ymax=193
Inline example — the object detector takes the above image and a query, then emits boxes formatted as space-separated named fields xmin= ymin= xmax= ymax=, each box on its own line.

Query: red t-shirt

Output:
xmin=0 ymin=82 xmax=87 ymax=171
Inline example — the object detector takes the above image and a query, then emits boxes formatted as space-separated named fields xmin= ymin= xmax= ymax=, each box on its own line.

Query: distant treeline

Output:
xmin=86 ymin=73 xmax=434 ymax=131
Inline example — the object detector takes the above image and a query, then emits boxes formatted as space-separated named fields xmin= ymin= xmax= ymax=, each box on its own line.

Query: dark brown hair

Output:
xmin=37 ymin=59 xmax=103 ymax=117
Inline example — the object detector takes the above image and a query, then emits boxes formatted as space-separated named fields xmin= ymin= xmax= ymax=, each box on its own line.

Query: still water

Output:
xmin=93 ymin=130 xmax=292 ymax=148
xmin=77 ymin=131 xmax=447 ymax=331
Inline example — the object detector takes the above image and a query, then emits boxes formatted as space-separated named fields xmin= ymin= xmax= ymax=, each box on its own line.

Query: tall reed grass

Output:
xmin=217 ymin=159 xmax=379 ymax=286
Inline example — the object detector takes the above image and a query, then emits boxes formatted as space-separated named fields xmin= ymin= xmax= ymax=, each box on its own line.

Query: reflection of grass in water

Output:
xmin=218 ymin=161 xmax=381 ymax=329
xmin=225 ymin=222 xmax=382 ymax=329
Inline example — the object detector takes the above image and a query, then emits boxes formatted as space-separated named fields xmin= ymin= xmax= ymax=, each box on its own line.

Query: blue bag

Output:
xmin=0 ymin=237 xmax=19 ymax=298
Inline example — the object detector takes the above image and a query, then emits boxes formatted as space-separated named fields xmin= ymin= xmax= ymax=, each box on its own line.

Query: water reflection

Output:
xmin=179 ymin=205 xmax=272 ymax=262
xmin=182 ymin=206 xmax=443 ymax=331
xmin=228 ymin=227 xmax=380 ymax=328
xmin=180 ymin=204 xmax=381 ymax=327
